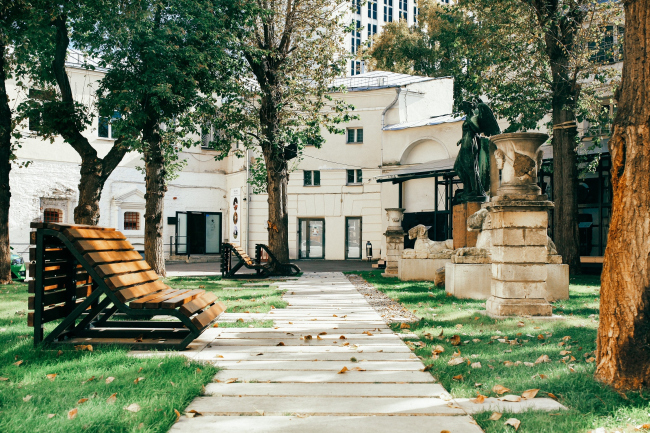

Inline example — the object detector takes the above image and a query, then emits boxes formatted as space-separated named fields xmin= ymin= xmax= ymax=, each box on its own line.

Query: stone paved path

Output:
xmin=170 ymin=272 xmax=564 ymax=433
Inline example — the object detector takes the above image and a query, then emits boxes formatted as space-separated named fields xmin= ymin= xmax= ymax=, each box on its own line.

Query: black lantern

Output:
xmin=365 ymin=241 xmax=373 ymax=261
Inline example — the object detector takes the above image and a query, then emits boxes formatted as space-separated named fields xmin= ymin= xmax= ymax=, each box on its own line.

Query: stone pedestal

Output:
xmin=452 ymin=202 xmax=482 ymax=249
xmin=399 ymin=258 xmax=452 ymax=281
xmin=485 ymin=199 xmax=554 ymax=317
xmin=383 ymin=208 xmax=405 ymax=277
xmin=445 ymin=262 xmax=492 ymax=299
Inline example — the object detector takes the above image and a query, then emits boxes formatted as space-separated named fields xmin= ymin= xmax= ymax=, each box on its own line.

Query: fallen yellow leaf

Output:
xmin=338 ymin=366 xmax=349 ymax=374
xmin=492 ymin=384 xmax=510 ymax=395
xmin=77 ymin=398 xmax=88 ymax=404
xmin=46 ymin=374 xmax=57 ymax=381
xmin=504 ymin=418 xmax=521 ymax=430
xmin=107 ymin=393 xmax=117 ymax=404
xmin=489 ymin=412 xmax=502 ymax=421
xmin=67 ymin=408 xmax=78 ymax=420
xmin=521 ymin=389 xmax=539 ymax=399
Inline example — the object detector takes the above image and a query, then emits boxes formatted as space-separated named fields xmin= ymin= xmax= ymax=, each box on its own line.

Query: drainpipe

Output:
xmin=381 ymin=87 xmax=401 ymax=174
xmin=245 ymin=149 xmax=250 ymax=255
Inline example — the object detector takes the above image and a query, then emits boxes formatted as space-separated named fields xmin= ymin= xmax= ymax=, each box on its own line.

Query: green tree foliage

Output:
xmin=368 ymin=0 xmax=622 ymax=272
xmin=73 ymin=0 xmax=240 ymax=274
xmin=206 ymin=0 xmax=356 ymax=268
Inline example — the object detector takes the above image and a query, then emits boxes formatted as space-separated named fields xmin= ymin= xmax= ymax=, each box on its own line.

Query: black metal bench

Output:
xmin=221 ymin=243 xmax=300 ymax=278
xmin=28 ymin=222 xmax=226 ymax=350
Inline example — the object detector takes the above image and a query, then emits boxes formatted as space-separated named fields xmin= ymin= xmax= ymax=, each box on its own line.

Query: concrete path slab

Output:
xmin=212 ymin=369 xmax=436 ymax=383
xmin=212 ymin=360 xmax=425 ymax=371
xmin=170 ymin=415 xmax=484 ymax=433
xmin=204 ymin=382 xmax=448 ymax=397
xmin=185 ymin=396 xmax=466 ymax=416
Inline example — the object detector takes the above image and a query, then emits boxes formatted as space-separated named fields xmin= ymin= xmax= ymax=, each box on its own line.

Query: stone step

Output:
xmin=213 ymin=369 xmax=436 ymax=383
xmin=184 ymin=396 xmax=462 ymax=416
xmin=212 ymin=360 xmax=425 ymax=371
xmin=204 ymin=382 xmax=447 ymax=397
xmin=192 ymin=351 xmax=419 ymax=362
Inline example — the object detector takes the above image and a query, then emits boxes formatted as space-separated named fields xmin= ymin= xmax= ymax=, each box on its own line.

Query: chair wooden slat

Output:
xmin=84 ymin=250 xmax=143 ymax=266
xmin=96 ymin=260 xmax=152 ymax=279
xmin=191 ymin=302 xmax=227 ymax=328
xmin=128 ymin=288 xmax=176 ymax=309
xmin=106 ymin=270 xmax=159 ymax=291
xmin=117 ymin=280 xmax=168 ymax=302
xmin=74 ymin=239 xmax=134 ymax=253
xmin=179 ymin=292 xmax=218 ymax=317
xmin=64 ymin=228 xmax=127 ymax=241
xmin=160 ymin=289 xmax=205 ymax=309
xmin=142 ymin=290 xmax=193 ymax=309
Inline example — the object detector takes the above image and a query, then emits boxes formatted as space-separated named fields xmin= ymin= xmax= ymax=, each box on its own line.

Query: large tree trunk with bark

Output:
xmin=143 ymin=131 xmax=167 ymax=276
xmin=595 ymin=0 xmax=650 ymax=390
xmin=74 ymin=158 xmax=106 ymax=225
xmin=0 ymin=41 xmax=13 ymax=284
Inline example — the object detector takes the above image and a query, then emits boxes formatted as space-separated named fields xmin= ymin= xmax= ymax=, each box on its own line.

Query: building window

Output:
xmin=353 ymin=0 xmax=361 ymax=15
xmin=43 ymin=208 xmax=62 ymax=223
xmin=351 ymin=20 xmax=361 ymax=54
xmin=304 ymin=170 xmax=321 ymax=186
xmin=414 ymin=0 xmax=418 ymax=23
xmin=347 ymin=128 xmax=363 ymax=144
xmin=399 ymin=0 xmax=408 ymax=20
xmin=28 ymin=89 xmax=54 ymax=132
xmin=98 ymin=110 xmax=121 ymax=139
xmin=589 ymin=25 xmax=624 ymax=64
xmin=384 ymin=0 xmax=393 ymax=22
xmin=367 ymin=24 xmax=378 ymax=40
xmin=201 ymin=123 xmax=217 ymax=149
xmin=347 ymin=169 xmax=363 ymax=185
xmin=350 ymin=60 xmax=363 ymax=76
xmin=368 ymin=0 xmax=378 ymax=19
xmin=124 ymin=211 xmax=140 ymax=230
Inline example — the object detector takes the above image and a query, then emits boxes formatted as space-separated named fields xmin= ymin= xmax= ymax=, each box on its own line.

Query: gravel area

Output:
xmin=347 ymin=274 xmax=419 ymax=324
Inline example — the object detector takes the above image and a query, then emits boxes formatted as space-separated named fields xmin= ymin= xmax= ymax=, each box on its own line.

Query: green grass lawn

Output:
xmin=0 ymin=275 xmax=284 ymax=432
xmin=351 ymin=271 xmax=650 ymax=433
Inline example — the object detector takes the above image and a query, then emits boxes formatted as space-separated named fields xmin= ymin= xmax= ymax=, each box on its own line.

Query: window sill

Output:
xmin=346 ymin=142 xmax=363 ymax=145
xmin=303 ymin=185 xmax=321 ymax=187
xmin=95 ymin=137 xmax=116 ymax=142
xmin=346 ymin=183 xmax=363 ymax=186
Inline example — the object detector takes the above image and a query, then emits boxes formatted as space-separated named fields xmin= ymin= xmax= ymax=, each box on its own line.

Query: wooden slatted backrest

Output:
xmin=27 ymin=224 xmax=98 ymax=327
xmin=228 ymin=242 xmax=253 ymax=265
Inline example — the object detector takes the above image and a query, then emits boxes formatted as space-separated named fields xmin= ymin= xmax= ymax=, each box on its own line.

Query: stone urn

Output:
xmin=491 ymin=132 xmax=549 ymax=198
xmin=385 ymin=208 xmax=405 ymax=230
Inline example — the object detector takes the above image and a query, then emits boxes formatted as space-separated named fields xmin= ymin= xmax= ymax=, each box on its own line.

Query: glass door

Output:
xmin=346 ymin=217 xmax=362 ymax=259
xmin=299 ymin=218 xmax=325 ymax=259
xmin=205 ymin=213 xmax=221 ymax=254
xmin=175 ymin=212 xmax=188 ymax=255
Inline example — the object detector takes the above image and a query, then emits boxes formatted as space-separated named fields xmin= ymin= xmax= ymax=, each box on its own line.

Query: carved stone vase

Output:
xmin=385 ymin=208 xmax=405 ymax=230
xmin=491 ymin=132 xmax=549 ymax=198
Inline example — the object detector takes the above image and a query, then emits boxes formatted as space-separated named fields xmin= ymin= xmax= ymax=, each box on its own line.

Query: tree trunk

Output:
xmin=595 ymin=0 xmax=650 ymax=390
xmin=143 ymin=133 xmax=167 ymax=276
xmin=74 ymin=158 xmax=105 ymax=225
xmin=0 ymin=41 xmax=13 ymax=284
xmin=551 ymin=95 xmax=582 ymax=274
xmin=265 ymin=157 xmax=290 ymax=266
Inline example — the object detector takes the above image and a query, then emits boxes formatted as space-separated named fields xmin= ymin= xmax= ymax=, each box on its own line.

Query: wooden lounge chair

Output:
xmin=221 ymin=242 xmax=300 ymax=278
xmin=28 ymin=222 xmax=226 ymax=350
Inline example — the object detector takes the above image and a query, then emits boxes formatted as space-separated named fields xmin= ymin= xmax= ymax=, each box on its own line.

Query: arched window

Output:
xmin=43 ymin=208 xmax=62 ymax=223
xmin=124 ymin=212 xmax=140 ymax=230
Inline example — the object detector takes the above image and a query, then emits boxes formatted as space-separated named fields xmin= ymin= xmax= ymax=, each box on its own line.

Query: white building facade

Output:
xmin=7 ymin=63 xmax=463 ymax=263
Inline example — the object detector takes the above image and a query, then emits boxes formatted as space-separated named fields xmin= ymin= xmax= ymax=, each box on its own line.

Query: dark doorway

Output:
xmin=188 ymin=212 xmax=206 ymax=254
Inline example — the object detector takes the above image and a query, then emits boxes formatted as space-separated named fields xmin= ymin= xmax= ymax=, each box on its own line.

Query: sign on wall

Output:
xmin=229 ymin=188 xmax=241 ymax=245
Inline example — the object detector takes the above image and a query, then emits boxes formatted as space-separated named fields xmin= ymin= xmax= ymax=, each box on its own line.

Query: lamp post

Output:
xmin=365 ymin=241 xmax=373 ymax=261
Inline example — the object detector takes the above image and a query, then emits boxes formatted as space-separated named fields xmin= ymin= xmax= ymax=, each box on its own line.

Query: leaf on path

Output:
xmin=46 ymin=374 xmax=57 ymax=381
xmin=450 ymin=335 xmax=461 ymax=346
xmin=107 ymin=393 xmax=117 ymax=404
xmin=338 ymin=366 xmax=349 ymax=374
xmin=339 ymin=335 xmax=346 ymax=340
xmin=215 ymin=355 xmax=224 ymax=358
xmin=77 ymin=398 xmax=88 ymax=404
xmin=23 ymin=395 xmax=32 ymax=402
xmin=470 ymin=394 xmax=486 ymax=404
xmin=521 ymin=389 xmax=539 ymax=399
xmin=186 ymin=410 xmax=203 ymax=418
xmin=174 ymin=409 xmax=181 ymax=421
xmin=535 ymin=354 xmax=551 ymax=364
xmin=421 ymin=365 xmax=433 ymax=372
xmin=498 ymin=395 xmax=522 ymax=402
xmin=105 ymin=377 xmax=115 ymax=384
xmin=489 ymin=412 xmax=502 ymax=421
xmin=505 ymin=418 xmax=521 ymax=430
xmin=492 ymin=384 xmax=510 ymax=395
xmin=225 ymin=378 xmax=237 ymax=384
xmin=439 ymin=391 xmax=452 ymax=401
xmin=447 ymin=357 xmax=465 ymax=366
xmin=351 ymin=367 xmax=366 ymax=371
xmin=362 ymin=331 xmax=373 ymax=336
xmin=68 ymin=408 xmax=78 ymax=420
xmin=124 ymin=403 xmax=141 ymax=413
xmin=318 ymin=332 xmax=327 ymax=335
xmin=276 ymin=342 xmax=285 ymax=346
